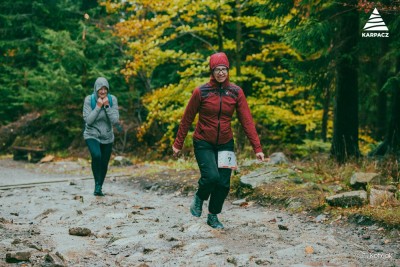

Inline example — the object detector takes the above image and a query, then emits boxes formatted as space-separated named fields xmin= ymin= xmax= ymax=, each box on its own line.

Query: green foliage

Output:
xmin=0 ymin=0 xmax=129 ymax=150
xmin=106 ymin=0 xmax=325 ymax=155
xmin=0 ymin=0 xmax=397 ymax=160
xmin=294 ymin=139 xmax=331 ymax=158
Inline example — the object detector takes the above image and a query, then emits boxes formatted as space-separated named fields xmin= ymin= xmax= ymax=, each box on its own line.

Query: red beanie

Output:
xmin=209 ymin=52 xmax=230 ymax=70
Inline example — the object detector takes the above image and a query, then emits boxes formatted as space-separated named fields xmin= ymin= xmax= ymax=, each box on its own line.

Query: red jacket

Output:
xmin=174 ymin=75 xmax=262 ymax=153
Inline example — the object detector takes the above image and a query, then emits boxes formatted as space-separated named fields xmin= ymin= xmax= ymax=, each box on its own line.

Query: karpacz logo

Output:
xmin=362 ymin=32 xmax=389 ymax=37
xmin=362 ymin=8 xmax=389 ymax=38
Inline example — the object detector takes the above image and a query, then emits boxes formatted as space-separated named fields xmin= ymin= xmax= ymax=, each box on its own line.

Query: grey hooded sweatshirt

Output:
xmin=83 ymin=77 xmax=119 ymax=144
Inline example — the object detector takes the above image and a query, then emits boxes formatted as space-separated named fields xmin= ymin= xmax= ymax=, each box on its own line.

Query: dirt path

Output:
xmin=0 ymin=158 xmax=399 ymax=267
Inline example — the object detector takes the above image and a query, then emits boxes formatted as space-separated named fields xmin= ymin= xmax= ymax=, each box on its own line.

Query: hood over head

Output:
xmin=209 ymin=52 xmax=230 ymax=70
xmin=93 ymin=77 xmax=109 ymax=94
xmin=209 ymin=52 xmax=230 ymax=87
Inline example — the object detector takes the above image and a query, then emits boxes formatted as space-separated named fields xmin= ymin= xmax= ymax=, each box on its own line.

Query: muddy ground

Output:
xmin=0 ymin=157 xmax=399 ymax=267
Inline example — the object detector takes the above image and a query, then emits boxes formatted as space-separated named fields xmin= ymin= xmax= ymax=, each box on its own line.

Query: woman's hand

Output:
xmin=256 ymin=152 xmax=265 ymax=162
xmin=96 ymin=97 xmax=104 ymax=108
xmin=172 ymin=146 xmax=181 ymax=157
xmin=103 ymin=97 xmax=110 ymax=106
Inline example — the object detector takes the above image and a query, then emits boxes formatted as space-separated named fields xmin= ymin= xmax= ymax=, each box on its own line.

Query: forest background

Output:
xmin=0 ymin=0 xmax=399 ymax=170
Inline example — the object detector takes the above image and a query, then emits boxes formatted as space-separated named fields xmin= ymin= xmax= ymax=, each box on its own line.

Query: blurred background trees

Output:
xmin=1 ymin=0 xmax=399 ymax=164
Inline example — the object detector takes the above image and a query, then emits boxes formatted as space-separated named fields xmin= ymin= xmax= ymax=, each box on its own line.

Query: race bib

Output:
xmin=218 ymin=151 xmax=237 ymax=170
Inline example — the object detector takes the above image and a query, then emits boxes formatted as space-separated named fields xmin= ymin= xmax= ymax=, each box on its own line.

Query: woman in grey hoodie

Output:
xmin=83 ymin=77 xmax=119 ymax=196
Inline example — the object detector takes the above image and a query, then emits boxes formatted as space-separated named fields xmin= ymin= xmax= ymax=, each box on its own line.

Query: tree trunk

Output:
xmin=376 ymin=79 xmax=388 ymax=141
xmin=235 ymin=0 xmax=241 ymax=76
xmin=330 ymin=2 xmax=360 ymax=163
xmin=370 ymin=57 xmax=400 ymax=156
xmin=376 ymin=39 xmax=390 ymax=140
xmin=234 ymin=0 xmax=246 ymax=152
xmin=386 ymin=74 xmax=400 ymax=152
xmin=321 ymin=84 xmax=331 ymax=142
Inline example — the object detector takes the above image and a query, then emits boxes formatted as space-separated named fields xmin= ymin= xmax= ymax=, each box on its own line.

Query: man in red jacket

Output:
xmin=173 ymin=52 xmax=264 ymax=229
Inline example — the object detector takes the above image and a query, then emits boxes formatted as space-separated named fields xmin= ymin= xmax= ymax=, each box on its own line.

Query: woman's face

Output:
xmin=97 ymin=86 xmax=108 ymax=99
xmin=213 ymin=65 xmax=228 ymax=83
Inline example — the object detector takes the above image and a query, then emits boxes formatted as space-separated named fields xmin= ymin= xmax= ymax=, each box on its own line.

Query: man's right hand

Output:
xmin=172 ymin=146 xmax=181 ymax=157
xmin=96 ymin=97 xmax=104 ymax=108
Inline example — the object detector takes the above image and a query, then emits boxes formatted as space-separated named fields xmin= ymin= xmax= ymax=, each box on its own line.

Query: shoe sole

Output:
xmin=190 ymin=207 xmax=201 ymax=217
xmin=207 ymin=221 xmax=224 ymax=229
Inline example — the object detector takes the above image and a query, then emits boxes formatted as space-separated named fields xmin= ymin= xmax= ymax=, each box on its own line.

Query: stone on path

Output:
xmin=240 ymin=167 xmax=287 ymax=189
xmin=6 ymin=249 xmax=35 ymax=263
xmin=232 ymin=199 xmax=247 ymax=205
xmin=267 ymin=152 xmax=290 ymax=165
xmin=68 ymin=227 xmax=91 ymax=236
xmin=112 ymin=156 xmax=132 ymax=166
xmin=325 ymin=190 xmax=367 ymax=207
xmin=369 ymin=185 xmax=397 ymax=206
xmin=350 ymin=172 xmax=386 ymax=189
xmin=46 ymin=252 xmax=66 ymax=267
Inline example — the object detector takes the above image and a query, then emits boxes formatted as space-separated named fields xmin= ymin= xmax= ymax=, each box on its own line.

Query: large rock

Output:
xmin=267 ymin=152 xmax=290 ymax=165
xmin=240 ymin=167 xmax=288 ymax=189
xmin=6 ymin=249 xmax=35 ymax=263
xmin=112 ymin=156 xmax=132 ymax=166
xmin=45 ymin=253 xmax=66 ymax=267
xmin=369 ymin=185 xmax=397 ymax=207
xmin=0 ymin=112 xmax=41 ymax=153
xmin=326 ymin=190 xmax=367 ymax=207
xmin=350 ymin=172 xmax=386 ymax=189
xmin=68 ymin=227 xmax=91 ymax=236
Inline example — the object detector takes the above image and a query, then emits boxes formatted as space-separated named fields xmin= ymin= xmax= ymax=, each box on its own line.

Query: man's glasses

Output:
xmin=213 ymin=67 xmax=228 ymax=74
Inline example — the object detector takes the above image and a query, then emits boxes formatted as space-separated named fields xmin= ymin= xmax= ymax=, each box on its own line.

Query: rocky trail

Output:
xmin=0 ymin=158 xmax=399 ymax=267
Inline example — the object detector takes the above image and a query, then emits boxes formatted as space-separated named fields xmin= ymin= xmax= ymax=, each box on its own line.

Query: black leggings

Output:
xmin=193 ymin=139 xmax=234 ymax=214
xmin=85 ymin=139 xmax=113 ymax=186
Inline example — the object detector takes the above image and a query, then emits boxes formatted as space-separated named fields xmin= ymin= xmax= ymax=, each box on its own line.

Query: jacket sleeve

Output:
xmin=236 ymin=89 xmax=263 ymax=154
xmin=173 ymin=88 xmax=201 ymax=150
xmin=105 ymin=95 xmax=120 ymax=125
xmin=83 ymin=95 xmax=101 ymax=126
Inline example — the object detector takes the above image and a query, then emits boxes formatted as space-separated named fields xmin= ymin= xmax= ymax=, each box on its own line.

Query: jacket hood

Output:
xmin=209 ymin=52 xmax=230 ymax=70
xmin=93 ymin=77 xmax=109 ymax=95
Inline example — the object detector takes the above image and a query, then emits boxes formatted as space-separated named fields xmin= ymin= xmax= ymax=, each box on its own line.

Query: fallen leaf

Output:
xmin=305 ymin=246 xmax=314 ymax=254
xmin=239 ymin=202 xmax=249 ymax=207
xmin=40 ymin=155 xmax=55 ymax=163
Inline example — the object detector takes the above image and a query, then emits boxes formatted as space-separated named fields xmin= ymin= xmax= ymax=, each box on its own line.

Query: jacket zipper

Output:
xmin=216 ymin=85 xmax=223 ymax=145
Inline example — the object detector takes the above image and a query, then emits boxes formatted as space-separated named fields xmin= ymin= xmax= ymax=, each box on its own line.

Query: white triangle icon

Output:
xmin=363 ymin=8 xmax=389 ymax=31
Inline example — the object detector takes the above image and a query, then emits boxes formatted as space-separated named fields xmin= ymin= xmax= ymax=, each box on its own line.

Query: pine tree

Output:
xmin=0 ymin=1 xmax=40 ymax=123
xmin=0 ymin=0 xmax=128 ymax=150
xmin=330 ymin=0 xmax=361 ymax=163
